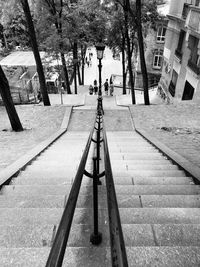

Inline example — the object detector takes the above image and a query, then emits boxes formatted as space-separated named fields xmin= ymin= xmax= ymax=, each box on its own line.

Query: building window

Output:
xmin=195 ymin=0 xmax=200 ymax=7
xmin=175 ymin=30 xmax=185 ymax=59
xmin=188 ymin=35 xmax=200 ymax=74
xmin=182 ymin=81 xmax=194 ymax=100
xmin=169 ymin=70 xmax=178 ymax=97
xmin=182 ymin=3 xmax=190 ymax=19
xmin=153 ymin=49 xmax=163 ymax=69
xmin=156 ymin=26 xmax=166 ymax=43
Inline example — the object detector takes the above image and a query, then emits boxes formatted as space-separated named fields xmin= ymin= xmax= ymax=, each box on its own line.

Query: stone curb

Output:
xmin=0 ymin=106 xmax=73 ymax=187
xmin=135 ymin=126 xmax=200 ymax=183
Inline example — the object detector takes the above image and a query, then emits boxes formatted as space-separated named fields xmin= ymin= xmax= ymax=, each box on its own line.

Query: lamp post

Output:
xmin=95 ymin=43 xmax=105 ymax=96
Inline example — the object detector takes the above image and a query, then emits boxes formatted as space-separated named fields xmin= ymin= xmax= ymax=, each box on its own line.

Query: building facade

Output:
xmin=135 ymin=4 xmax=168 ymax=89
xmin=159 ymin=0 xmax=200 ymax=102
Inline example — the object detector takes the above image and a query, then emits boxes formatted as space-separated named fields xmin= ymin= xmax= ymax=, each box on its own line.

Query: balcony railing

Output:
xmin=188 ymin=59 xmax=200 ymax=75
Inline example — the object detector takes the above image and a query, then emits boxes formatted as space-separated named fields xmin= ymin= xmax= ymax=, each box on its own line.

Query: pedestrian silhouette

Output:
xmin=104 ymin=79 xmax=109 ymax=95
xmin=110 ymin=81 xmax=114 ymax=96
xmin=89 ymin=84 xmax=93 ymax=95
xmin=94 ymin=79 xmax=98 ymax=95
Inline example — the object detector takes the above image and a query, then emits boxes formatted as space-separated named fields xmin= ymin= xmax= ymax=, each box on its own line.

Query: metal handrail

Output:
xmin=46 ymin=118 xmax=97 ymax=267
xmin=102 ymin=121 xmax=128 ymax=267
xmin=46 ymin=96 xmax=128 ymax=266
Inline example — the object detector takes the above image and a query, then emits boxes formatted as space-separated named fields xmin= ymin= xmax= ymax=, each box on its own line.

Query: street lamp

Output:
xmin=95 ymin=42 xmax=105 ymax=96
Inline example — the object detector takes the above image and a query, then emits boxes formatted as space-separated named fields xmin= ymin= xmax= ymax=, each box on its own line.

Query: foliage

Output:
xmin=0 ymin=0 xmax=31 ymax=49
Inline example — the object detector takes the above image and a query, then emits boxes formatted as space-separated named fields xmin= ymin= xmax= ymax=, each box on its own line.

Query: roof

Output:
xmin=0 ymin=51 xmax=46 ymax=67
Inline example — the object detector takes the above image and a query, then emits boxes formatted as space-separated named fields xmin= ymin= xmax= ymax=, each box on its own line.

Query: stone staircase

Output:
xmin=0 ymin=107 xmax=200 ymax=266
xmin=106 ymin=131 xmax=200 ymax=266
xmin=0 ymin=131 xmax=110 ymax=266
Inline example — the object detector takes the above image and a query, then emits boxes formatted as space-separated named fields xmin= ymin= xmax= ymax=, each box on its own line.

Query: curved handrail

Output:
xmin=46 ymin=117 xmax=97 ymax=267
xmin=102 ymin=120 xmax=128 ymax=267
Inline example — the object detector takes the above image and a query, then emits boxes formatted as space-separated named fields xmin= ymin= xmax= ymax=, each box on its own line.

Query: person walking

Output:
xmin=110 ymin=81 xmax=114 ymax=96
xmin=104 ymin=79 xmax=109 ymax=95
xmin=89 ymin=84 xmax=93 ymax=95
xmin=93 ymin=79 xmax=98 ymax=95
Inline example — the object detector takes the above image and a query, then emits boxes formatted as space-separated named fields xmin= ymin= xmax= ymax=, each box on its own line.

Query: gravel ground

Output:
xmin=130 ymin=102 xmax=200 ymax=168
xmin=0 ymin=104 xmax=66 ymax=171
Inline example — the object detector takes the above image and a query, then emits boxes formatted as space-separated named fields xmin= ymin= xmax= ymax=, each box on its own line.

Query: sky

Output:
xmin=158 ymin=0 xmax=171 ymax=16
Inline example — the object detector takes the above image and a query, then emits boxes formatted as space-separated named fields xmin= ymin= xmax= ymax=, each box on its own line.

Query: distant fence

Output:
xmin=0 ymin=85 xmax=37 ymax=105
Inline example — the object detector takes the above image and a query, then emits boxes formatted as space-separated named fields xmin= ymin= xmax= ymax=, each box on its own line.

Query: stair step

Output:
xmin=0 ymin=225 xmax=54 ymax=247
xmin=119 ymin=208 xmax=200 ymax=224
xmin=113 ymin=170 xmax=186 ymax=177
xmin=1 ymin=223 xmax=200 ymax=248
xmin=0 ymin=208 xmax=108 ymax=225
xmin=110 ymin=159 xmax=173 ymax=165
xmin=117 ymin=194 xmax=200 ymax=208
xmin=1 ymin=185 xmax=104 ymax=196
xmin=11 ymin=177 xmax=73 ymax=185
xmin=122 ymin=223 xmax=200 ymax=247
xmin=0 ymin=247 xmax=111 ymax=267
xmin=133 ymin=176 xmax=194 ymax=185
xmin=0 ymin=194 xmax=107 ymax=208
xmin=126 ymin=246 xmax=200 ymax=266
xmin=16 ymin=171 xmax=78 ymax=179
xmin=2 ymin=194 xmax=199 ymax=209
xmin=11 ymin=176 xmax=93 ymax=185
xmin=108 ymin=147 xmax=158 ymax=152
xmin=1 ymin=246 xmax=200 ymax=267
xmin=114 ymin=185 xmax=200 ymax=195
xmin=113 ymin=176 xmax=194 ymax=185
xmin=111 ymin=164 xmax=179 ymax=170
xmin=3 ymin=207 xmax=200 ymax=226
xmin=2 ymin=184 xmax=199 ymax=196
xmin=110 ymin=153 xmax=167 ymax=160
xmin=0 ymin=224 xmax=109 ymax=248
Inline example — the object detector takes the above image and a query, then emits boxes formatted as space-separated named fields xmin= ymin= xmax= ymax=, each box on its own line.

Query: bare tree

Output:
xmin=20 ymin=0 xmax=51 ymax=106
xmin=135 ymin=0 xmax=150 ymax=105
xmin=123 ymin=0 xmax=136 ymax=104
xmin=0 ymin=66 xmax=23 ymax=131
xmin=43 ymin=0 xmax=72 ymax=94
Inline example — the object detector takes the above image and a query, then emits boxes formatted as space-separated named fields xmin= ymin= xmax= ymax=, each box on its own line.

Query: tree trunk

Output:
xmin=136 ymin=0 xmax=150 ymax=105
xmin=77 ymin=64 xmax=82 ymax=85
xmin=60 ymin=52 xmax=71 ymax=94
xmin=81 ymin=44 xmax=86 ymax=85
xmin=124 ymin=5 xmax=136 ymax=104
xmin=73 ymin=42 xmax=78 ymax=94
xmin=20 ymin=0 xmax=50 ymax=106
xmin=0 ymin=66 xmax=23 ymax=131
xmin=69 ymin=70 xmax=74 ymax=85
xmin=122 ymin=35 xmax=126 ymax=94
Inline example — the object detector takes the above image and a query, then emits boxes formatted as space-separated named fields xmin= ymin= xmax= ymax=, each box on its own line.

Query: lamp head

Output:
xmin=95 ymin=42 xmax=105 ymax=60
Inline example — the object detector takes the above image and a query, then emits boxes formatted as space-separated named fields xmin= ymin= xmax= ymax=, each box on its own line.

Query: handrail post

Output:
xmin=96 ymin=114 xmax=102 ymax=185
xmin=97 ymin=96 xmax=104 ymax=116
xmin=90 ymin=157 xmax=102 ymax=245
